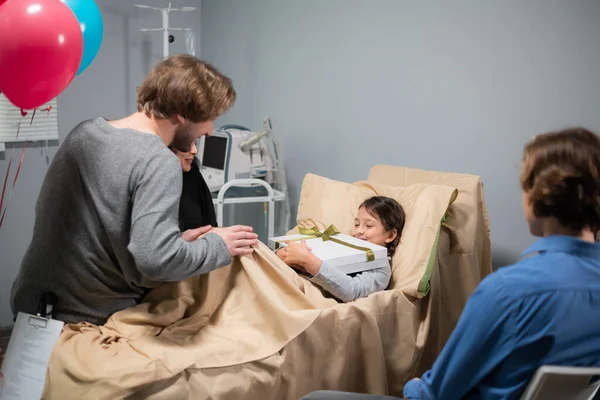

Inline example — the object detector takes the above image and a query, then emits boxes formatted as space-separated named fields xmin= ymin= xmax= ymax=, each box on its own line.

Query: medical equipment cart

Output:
xmin=212 ymin=179 xmax=286 ymax=241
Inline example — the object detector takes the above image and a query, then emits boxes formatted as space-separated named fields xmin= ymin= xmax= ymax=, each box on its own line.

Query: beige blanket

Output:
xmin=43 ymin=170 xmax=490 ymax=399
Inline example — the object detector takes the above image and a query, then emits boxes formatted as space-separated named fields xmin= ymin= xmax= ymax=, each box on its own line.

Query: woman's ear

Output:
xmin=385 ymin=229 xmax=398 ymax=244
xmin=523 ymin=191 xmax=542 ymax=237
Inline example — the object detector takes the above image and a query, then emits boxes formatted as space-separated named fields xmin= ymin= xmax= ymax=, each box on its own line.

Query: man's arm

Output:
xmin=404 ymin=275 xmax=516 ymax=400
xmin=127 ymin=154 xmax=231 ymax=281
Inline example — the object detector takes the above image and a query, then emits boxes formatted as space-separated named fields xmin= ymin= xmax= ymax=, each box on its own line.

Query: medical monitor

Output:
xmin=202 ymin=135 xmax=227 ymax=170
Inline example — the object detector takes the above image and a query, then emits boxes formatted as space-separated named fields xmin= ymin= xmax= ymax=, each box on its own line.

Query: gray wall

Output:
xmin=201 ymin=0 xmax=600 ymax=268
xmin=2 ymin=0 xmax=600 ymax=326
xmin=0 ymin=0 xmax=202 ymax=326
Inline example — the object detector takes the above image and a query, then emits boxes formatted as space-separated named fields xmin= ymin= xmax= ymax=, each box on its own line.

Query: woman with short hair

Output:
xmin=303 ymin=127 xmax=600 ymax=400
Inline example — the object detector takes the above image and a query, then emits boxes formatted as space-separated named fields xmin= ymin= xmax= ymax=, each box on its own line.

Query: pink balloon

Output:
xmin=0 ymin=0 xmax=83 ymax=109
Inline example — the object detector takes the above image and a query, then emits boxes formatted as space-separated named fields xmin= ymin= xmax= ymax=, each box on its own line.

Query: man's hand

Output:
xmin=182 ymin=225 xmax=213 ymax=242
xmin=211 ymin=225 xmax=259 ymax=257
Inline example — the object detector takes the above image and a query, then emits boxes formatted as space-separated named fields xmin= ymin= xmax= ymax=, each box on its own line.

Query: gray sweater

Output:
xmin=11 ymin=118 xmax=231 ymax=325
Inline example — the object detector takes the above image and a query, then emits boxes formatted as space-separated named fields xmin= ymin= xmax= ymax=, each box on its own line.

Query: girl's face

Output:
xmin=352 ymin=206 xmax=397 ymax=247
xmin=172 ymin=142 xmax=198 ymax=172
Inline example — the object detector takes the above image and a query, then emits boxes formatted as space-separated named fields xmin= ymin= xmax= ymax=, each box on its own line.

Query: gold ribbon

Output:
xmin=276 ymin=224 xmax=375 ymax=262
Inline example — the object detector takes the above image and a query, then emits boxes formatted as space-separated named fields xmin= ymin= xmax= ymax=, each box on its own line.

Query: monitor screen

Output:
xmin=202 ymin=136 xmax=227 ymax=170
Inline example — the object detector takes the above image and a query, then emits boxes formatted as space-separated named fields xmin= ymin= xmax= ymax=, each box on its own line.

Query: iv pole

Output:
xmin=135 ymin=2 xmax=196 ymax=59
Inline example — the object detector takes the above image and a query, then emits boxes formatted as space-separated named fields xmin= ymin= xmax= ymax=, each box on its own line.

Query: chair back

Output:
xmin=521 ymin=365 xmax=600 ymax=400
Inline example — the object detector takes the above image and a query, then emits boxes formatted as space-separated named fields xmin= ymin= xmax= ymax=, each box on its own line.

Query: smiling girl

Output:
xmin=277 ymin=196 xmax=405 ymax=302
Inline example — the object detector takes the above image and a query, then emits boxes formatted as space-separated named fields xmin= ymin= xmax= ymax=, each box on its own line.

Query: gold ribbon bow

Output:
xmin=277 ymin=224 xmax=375 ymax=262
xmin=298 ymin=225 xmax=340 ymax=241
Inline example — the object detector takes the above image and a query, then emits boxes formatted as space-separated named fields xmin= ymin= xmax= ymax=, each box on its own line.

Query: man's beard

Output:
xmin=170 ymin=123 xmax=196 ymax=152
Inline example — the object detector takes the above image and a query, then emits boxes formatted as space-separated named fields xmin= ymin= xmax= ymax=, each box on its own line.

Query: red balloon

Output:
xmin=0 ymin=0 xmax=83 ymax=109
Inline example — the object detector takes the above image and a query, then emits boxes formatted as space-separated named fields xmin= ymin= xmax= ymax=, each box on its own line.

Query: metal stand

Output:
xmin=212 ymin=179 xmax=285 ymax=239
xmin=135 ymin=2 xmax=196 ymax=59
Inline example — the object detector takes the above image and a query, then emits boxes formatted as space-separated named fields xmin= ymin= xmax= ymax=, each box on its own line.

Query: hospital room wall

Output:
xmin=201 ymin=0 xmax=600 ymax=269
xmin=0 ymin=0 xmax=203 ymax=327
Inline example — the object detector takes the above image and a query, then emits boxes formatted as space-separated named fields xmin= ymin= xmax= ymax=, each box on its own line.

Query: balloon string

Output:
xmin=0 ymin=122 xmax=20 ymax=228
xmin=0 ymin=116 xmax=29 ymax=230
xmin=12 ymin=140 xmax=28 ymax=188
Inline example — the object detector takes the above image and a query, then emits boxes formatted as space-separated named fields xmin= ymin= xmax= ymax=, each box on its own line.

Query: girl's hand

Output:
xmin=276 ymin=246 xmax=306 ymax=273
xmin=277 ymin=241 xmax=322 ymax=276
xmin=278 ymin=241 xmax=312 ymax=265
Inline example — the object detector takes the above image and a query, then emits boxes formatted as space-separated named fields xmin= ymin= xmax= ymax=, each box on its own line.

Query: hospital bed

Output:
xmin=38 ymin=164 xmax=491 ymax=399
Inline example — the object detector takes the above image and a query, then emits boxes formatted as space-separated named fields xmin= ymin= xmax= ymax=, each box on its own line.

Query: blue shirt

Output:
xmin=403 ymin=236 xmax=600 ymax=400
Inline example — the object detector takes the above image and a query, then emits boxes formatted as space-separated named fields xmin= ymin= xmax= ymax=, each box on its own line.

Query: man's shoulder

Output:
xmin=135 ymin=142 xmax=180 ymax=183
xmin=62 ymin=117 xmax=178 ymax=178
xmin=66 ymin=118 xmax=172 ymax=154
xmin=66 ymin=117 xmax=106 ymax=136
xmin=63 ymin=117 xmax=115 ymax=149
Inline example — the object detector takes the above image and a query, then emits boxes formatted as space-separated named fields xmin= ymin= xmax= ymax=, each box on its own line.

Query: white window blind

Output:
xmin=0 ymin=94 xmax=59 ymax=143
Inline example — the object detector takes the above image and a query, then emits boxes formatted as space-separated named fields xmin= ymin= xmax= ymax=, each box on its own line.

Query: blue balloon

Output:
xmin=62 ymin=0 xmax=104 ymax=75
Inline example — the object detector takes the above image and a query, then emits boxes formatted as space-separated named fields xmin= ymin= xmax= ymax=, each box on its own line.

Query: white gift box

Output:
xmin=268 ymin=231 xmax=389 ymax=274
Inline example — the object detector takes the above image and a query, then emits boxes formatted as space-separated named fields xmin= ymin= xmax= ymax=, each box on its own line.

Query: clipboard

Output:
xmin=0 ymin=312 xmax=64 ymax=400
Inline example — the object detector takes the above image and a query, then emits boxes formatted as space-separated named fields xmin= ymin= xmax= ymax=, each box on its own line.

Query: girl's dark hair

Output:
xmin=520 ymin=127 xmax=600 ymax=233
xmin=359 ymin=196 xmax=406 ymax=258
